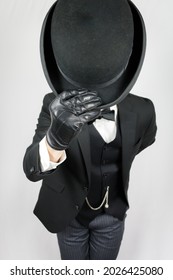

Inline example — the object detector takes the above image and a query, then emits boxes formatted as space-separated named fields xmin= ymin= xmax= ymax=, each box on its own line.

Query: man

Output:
xmin=23 ymin=0 xmax=157 ymax=259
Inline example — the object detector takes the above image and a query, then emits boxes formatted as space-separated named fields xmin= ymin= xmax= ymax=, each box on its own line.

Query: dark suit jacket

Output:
xmin=23 ymin=92 xmax=157 ymax=233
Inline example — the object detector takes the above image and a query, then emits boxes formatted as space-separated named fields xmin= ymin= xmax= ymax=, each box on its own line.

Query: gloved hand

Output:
xmin=46 ymin=89 xmax=101 ymax=150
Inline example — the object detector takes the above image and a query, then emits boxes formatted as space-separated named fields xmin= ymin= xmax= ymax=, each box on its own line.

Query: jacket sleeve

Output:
xmin=138 ymin=99 xmax=157 ymax=154
xmin=23 ymin=93 xmax=55 ymax=182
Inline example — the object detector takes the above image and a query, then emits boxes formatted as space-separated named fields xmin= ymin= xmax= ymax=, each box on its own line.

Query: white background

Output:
xmin=0 ymin=0 xmax=172 ymax=260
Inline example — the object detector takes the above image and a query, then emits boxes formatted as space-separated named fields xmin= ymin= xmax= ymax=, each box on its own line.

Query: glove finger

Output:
xmin=74 ymin=91 xmax=100 ymax=104
xmin=69 ymin=92 xmax=101 ymax=111
xmin=76 ymin=98 xmax=102 ymax=114
xmin=63 ymin=91 xmax=99 ymax=107
xmin=61 ymin=89 xmax=88 ymax=101
xmin=64 ymin=95 xmax=101 ymax=113
xmin=79 ymin=109 xmax=101 ymax=123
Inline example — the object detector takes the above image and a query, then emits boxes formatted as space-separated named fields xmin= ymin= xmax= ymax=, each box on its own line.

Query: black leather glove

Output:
xmin=46 ymin=89 xmax=101 ymax=150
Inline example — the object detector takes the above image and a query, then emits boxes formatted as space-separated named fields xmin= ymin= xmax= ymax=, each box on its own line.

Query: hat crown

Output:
xmin=51 ymin=0 xmax=134 ymax=87
xmin=40 ymin=0 xmax=146 ymax=107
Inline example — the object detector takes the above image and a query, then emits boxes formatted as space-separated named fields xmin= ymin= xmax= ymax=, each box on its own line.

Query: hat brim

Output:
xmin=40 ymin=0 xmax=146 ymax=109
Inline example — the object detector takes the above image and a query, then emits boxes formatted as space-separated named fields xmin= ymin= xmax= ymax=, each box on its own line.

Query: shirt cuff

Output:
xmin=39 ymin=136 xmax=67 ymax=172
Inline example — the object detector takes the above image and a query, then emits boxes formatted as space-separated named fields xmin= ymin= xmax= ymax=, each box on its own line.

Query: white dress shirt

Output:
xmin=39 ymin=104 xmax=118 ymax=172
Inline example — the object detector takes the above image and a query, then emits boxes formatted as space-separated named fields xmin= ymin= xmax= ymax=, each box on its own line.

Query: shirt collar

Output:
xmin=110 ymin=104 xmax=118 ymax=120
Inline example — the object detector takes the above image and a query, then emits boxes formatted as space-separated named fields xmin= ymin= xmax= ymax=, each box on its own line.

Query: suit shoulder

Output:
xmin=128 ymin=93 xmax=155 ymax=115
xmin=38 ymin=92 xmax=56 ymax=116
xmin=42 ymin=92 xmax=56 ymax=106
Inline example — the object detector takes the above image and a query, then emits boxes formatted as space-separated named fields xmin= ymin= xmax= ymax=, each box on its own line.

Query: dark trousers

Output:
xmin=57 ymin=214 xmax=125 ymax=260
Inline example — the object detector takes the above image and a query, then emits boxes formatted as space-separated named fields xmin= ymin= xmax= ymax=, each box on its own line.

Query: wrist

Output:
xmin=45 ymin=139 xmax=65 ymax=163
xmin=46 ymin=127 xmax=68 ymax=151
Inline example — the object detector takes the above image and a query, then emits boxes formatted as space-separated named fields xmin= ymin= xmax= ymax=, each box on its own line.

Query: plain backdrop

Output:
xmin=0 ymin=0 xmax=173 ymax=260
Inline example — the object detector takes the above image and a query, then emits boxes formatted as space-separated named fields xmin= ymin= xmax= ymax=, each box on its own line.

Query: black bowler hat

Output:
xmin=40 ymin=0 xmax=146 ymax=108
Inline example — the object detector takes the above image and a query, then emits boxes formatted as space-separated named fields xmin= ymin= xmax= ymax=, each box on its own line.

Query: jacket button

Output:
xmin=30 ymin=167 xmax=35 ymax=173
xmin=75 ymin=205 xmax=79 ymax=211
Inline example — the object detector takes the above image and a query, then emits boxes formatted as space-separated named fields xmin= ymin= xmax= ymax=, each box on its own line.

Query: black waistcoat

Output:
xmin=76 ymin=117 xmax=128 ymax=226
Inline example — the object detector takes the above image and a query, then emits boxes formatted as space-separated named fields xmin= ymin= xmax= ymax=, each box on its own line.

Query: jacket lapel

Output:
xmin=118 ymin=101 xmax=137 ymax=188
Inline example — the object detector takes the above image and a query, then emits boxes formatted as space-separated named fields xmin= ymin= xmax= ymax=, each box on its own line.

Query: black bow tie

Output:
xmin=98 ymin=108 xmax=115 ymax=121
